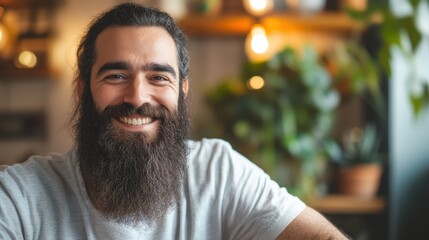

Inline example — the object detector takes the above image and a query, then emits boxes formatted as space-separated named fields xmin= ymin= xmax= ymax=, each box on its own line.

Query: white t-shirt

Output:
xmin=0 ymin=138 xmax=305 ymax=240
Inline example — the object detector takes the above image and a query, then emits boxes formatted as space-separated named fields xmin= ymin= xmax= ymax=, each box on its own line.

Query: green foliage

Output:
xmin=205 ymin=46 xmax=340 ymax=199
xmin=324 ymin=41 xmax=385 ymax=120
xmin=323 ymin=40 xmax=387 ymax=167
xmin=347 ymin=0 xmax=429 ymax=117
xmin=335 ymin=123 xmax=383 ymax=166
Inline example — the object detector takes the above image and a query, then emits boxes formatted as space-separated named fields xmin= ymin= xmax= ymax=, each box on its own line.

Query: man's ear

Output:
xmin=182 ymin=78 xmax=189 ymax=96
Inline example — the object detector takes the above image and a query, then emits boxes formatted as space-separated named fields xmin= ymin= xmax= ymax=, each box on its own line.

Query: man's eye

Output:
xmin=105 ymin=74 xmax=127 ymax=81
xmin=152 ymin=75 xmax=168 ymax=81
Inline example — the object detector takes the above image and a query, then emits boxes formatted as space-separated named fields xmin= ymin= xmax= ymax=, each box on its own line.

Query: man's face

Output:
xmin=90 ymin=26 xmax=188 ymax=140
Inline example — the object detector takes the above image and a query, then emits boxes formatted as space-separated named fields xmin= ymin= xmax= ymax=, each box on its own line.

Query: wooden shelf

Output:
xmin=179 ymin=12 xmax=365 ymax=37
xmin=0 ymin=0 xmax=64 ymax=8
xmin=0 ymin=59 xmax=56 ymax=81
xmin=309 ymin=194 xmax=385 ymax=214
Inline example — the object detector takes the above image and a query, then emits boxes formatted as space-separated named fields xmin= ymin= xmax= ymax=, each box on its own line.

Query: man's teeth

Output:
xmin=119 ymin=117 xmax=153 ymax=126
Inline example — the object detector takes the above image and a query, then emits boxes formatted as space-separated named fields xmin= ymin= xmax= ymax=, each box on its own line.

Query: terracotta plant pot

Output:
xmin=338 ymin=163 xmax=382 ymax=198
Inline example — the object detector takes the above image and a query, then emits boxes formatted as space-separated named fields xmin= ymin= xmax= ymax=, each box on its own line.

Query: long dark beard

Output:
xmin=74 ymin=93 xmax=190 ymax=226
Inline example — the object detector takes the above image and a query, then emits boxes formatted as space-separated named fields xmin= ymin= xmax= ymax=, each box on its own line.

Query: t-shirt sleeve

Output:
xmin=218 ymin=142 xmax=306 ymax=240
xmin=0 ymin=169 xmax=25 ymax=240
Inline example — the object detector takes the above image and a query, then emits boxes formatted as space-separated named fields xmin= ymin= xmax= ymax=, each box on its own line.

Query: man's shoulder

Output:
xmin=0 ymin=150 xmax=76 ymax=185
xmin=187 ymin=138 xmax=233 ymax=154
xmin=0 ymin=150 xmax=83 ymax=238
xmin=186 ymin=138 xmax=254 ymax=172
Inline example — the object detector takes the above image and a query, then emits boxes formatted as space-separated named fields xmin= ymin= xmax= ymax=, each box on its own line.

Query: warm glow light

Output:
xmin=248 ymin=76 xmax=265 ymax=90
xmin=243 ymin=0 xmax=273 ymax=16
xmin=251 ymin=0 xmax=268 ymax=11
xmin=249 ymin=25 xmax=269 ymax=54
xmin=0 ymin=7 xmax=9 ymax=52
xmin=17 ymin=51 xmax=38 ymax=68
xmin=0 ymin=23 xmax=7 ymax=50
xmin=245 ymin=24 xmax=272 ymax=62
xmin=251 ymin=34 xmax=269 ymax=54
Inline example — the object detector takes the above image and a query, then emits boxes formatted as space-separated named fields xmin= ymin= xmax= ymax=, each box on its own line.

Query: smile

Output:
xmin=119 ymin=117 xmax=154 ymax=126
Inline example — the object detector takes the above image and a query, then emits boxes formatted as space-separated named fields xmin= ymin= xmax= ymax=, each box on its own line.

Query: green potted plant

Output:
xmin=205 ymin=46 xmax=341 ymax=201
xmin=323 ymin=40 xmax=386 ymax=198
xmin=335 ymin=123 xmax=384 ymax=198
xmin=323 ymin=40 xmax=385 ymax=120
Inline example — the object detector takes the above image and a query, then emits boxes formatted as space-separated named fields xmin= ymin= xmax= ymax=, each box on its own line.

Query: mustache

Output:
xmin=103 ymin=103 xmax=169 ymax=119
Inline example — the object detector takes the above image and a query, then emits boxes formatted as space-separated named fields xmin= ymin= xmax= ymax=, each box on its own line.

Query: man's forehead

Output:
xmin=93 ymin=26 xmax=179 ymax=73
xmin=95 ymin=25 xmax=176 ymax=50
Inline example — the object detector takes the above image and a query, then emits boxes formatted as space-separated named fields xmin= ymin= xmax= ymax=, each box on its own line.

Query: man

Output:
xmin=0 ymin=3 xmax=347 ymax=239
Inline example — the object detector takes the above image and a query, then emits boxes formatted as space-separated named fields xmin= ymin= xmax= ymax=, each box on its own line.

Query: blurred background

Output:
xmin=0 ymin=0 xmax=429 ymax=239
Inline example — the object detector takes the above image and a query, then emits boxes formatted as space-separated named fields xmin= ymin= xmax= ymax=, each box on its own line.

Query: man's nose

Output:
xmin=123 ymin=77 xmax=151 ymax=107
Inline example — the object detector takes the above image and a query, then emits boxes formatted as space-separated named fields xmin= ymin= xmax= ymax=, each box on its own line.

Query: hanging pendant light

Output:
xmin=243 ymin=0 xmax=274 ymax=16
xmin=0 ymin=6 xmax=9 ymax=53
xmin=245 ymin=24 xmax=270 ymax=62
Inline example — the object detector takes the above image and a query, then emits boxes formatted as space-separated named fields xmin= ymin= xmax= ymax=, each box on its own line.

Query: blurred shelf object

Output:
xmin=309 ymin=194 xmax=385 ymax=214
xmin=0 ymin=33 xmax=57 ymax=81
xmin=0 ymin=0 xmax=64 ymax=8
xmin=0 ymin=60 xmax=56 ymax=81
xmin=0 ymin=111 xmax=46 ymax=140
xmin=0 ymin=0 xmax=63 ymax=81
xmin=179 ymin=12 xmax=365 ymax=37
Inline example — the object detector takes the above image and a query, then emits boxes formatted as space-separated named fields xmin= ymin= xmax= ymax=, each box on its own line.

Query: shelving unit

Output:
xmin=310 ymin=195 xmax=387 ymax=239
xmin=309 ymin=194 xmax=385 ymax=214
xmin=179 ymin=12 xmax=365 ymax=37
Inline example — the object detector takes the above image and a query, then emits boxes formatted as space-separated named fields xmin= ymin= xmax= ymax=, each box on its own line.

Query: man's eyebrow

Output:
xmin=143 ymin=63 xmax=177 ymax=79
xmin=96 ymin=61 xmax=133 ymax=77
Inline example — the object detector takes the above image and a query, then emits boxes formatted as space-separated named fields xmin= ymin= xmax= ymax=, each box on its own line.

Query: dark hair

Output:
xmin=72 ymin=3 xmax=189 ymax=121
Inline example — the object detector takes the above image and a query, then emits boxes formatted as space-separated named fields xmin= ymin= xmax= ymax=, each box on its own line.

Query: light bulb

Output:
xmin=248 ymin=24 xmax=269 ymax=54
xmin=0 ymin=23 xmax=7 ymax=51
xmin=251 ymin=34 xmax=268 ymax=54
xmin=243 ymin=0 xmax=274 ymax=16
xmin=16 ymin=50 xmax=38 ymax=68
xmin=245 ymin=24 xmax=271 ymax=62
xmin=248 ymin=75 xmax=265 ymax=90
xmin=0 ymin=7 xmax=11 ymax=54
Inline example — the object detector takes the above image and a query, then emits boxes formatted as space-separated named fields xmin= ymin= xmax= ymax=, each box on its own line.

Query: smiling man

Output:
xmin=0 ymin=3 xmax=347 ymax=239
xmin=76 ymin=25 xmax=190 ymax=224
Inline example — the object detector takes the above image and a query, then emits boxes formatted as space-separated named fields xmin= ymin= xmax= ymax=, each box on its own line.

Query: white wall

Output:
xmin=389 ymin=1 xmax=429 ymax=236
xmin=389 ymin=39 xmax=429 ymax=239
